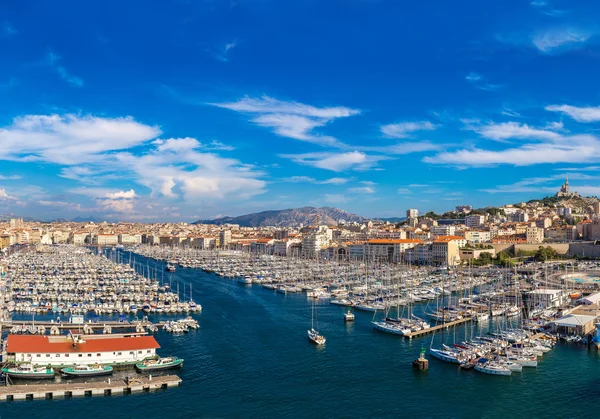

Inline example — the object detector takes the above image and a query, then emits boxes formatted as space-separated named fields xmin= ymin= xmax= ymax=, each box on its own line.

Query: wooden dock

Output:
xmin=404 ymin=318 xmax=473 ymax=339
xmin=0 ymin=375 xmax=182 ymax=401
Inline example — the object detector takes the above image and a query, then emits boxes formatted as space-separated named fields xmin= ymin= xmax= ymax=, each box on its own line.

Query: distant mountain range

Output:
xmin=195 ymin=206 xmax=368 ymax=227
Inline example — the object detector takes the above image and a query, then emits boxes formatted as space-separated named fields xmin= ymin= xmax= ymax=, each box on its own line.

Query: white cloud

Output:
xmin=481 ymin=173 xmax=599 ymax=194
xmin=105 ymin=189 xmax=136 ymax=199
xmin=0 ymin=175 xmax=21 ymax=180
xmin=532 ymin=29 xmax=592 ymax=53
xmin=546 ymin=104 xmax=600 ymax=122
xmin=381 ymin=121 xmax=437 ymax=138
xmin=319 ymin=177 xmax=349 ymax=185
xmin=348 ymin=186 xmax=375 ymax=194
xmin=282 ymin=176 xmax=316 ymax=183
xmin=472 ymin=121 xmax=561 ymax=142
xmin=358 ymin=141 xmax=439 ymax=154
xmin=211 ymin=95 xmax=359 ymax=147
xmin=280 ymin=151 xmax=388 ymax=172
xmin=0 ymin=189 xmax=13 ymax=200
xmin=465 ymin=72 xmax=501 ymax=91
xmin=210 ymin=40 xmax=237 ymax=62
xmin=397 ymin=188 xmax=412 ymax=194
xmin=0 ymin=114 xmax=161 ymax=165
xmin=423 ymin=134 xmax=600 ymax=166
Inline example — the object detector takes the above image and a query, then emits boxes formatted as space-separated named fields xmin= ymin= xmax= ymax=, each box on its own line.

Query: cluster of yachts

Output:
xmin=1 ymin=356 xmax=184 ymax=380
xmin=429 ymin=330 xmax=556 ymax=376
xmin=162 ymin=316 xmax=199 ymax=333
xmin=0 ymin=246 xmax=201 ymax=318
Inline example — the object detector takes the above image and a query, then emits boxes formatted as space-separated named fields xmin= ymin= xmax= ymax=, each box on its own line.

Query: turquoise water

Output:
xmin=4 ymin=253 xmax=600 ymax=418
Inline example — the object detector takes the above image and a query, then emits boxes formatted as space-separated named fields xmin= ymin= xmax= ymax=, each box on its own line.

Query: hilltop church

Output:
xmin=556 ymin=176 xmax=580 ymax=198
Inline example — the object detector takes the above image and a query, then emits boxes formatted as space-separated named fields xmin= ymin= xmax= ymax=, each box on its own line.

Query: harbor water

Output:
xmin=4 ymin=252 xmax=600 ymax=418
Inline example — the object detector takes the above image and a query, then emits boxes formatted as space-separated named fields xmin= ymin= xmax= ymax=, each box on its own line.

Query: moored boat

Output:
xmin=61 ymin=364 xmax=113 ymax=377
xmin=135 ymin=356 xmax=184 ymax=371
xmin=2 ymin=363 xmax=55 ymax=379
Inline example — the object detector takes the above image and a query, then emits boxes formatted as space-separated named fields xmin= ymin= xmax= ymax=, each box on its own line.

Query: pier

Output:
xmin=0 ymin=375 xmax=182 ymax=401
xmin=404 ymin=318 xmax=473 ymax=339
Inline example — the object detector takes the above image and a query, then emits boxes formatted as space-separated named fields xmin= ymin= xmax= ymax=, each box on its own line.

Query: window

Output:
xmin=65 ymin=354 xmax=69 ymax=358
xmin=88 ymin=354 xmax=92 ymax=357
xmin=117 ymin=352 xmax=122 ymax=355
xmin=138 ymin=351 xmax=142 ymax=354
xmin=147 ymin=350 xmax=151 ymax=353
xmin=129 ymin=351 xmax=134 ymax=355
xmin=36 ymin=354 xmax=41 ymax=358
xmin=79 ymin=354 xmax=83 ymax=357
xmin=55 ymin=354 xmax=60 ymax=358
xmin=46 ymin=354 xmax=51 ymax=358
xmin=97 ymin=353 xmax=101 ymax=357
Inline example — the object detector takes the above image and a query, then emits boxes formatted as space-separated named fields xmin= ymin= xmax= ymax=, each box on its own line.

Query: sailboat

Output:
xmin=308 ymin=299 xmax=326 ymax=345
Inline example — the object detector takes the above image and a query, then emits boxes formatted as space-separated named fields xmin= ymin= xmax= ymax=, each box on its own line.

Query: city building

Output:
xmin=465 ymin=215 xmax=485 ymax=228
xmin=219 ymin=230 xmax=232 ymax=248
xmin=526 ymin=226 xmax=545 ymax=243
xmin=432 ymin=236 xmax=467 ymax=266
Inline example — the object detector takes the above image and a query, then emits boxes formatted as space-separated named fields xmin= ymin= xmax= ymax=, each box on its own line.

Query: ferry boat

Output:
xmin=2 ymin=363 xmax=55 ymax=379
xmin=135 ymin=356 xmax=184 ymax=371
xmin=61 ymin=364 xmax=113 ymax=377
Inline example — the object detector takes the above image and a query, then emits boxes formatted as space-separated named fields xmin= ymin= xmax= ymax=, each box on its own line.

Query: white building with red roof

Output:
xmin=6 ymin=333 xmax=160 ymax=366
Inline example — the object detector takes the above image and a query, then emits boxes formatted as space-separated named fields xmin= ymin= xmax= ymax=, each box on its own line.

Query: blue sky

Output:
xmin=1 ymin=0 xmax=600 ymax=221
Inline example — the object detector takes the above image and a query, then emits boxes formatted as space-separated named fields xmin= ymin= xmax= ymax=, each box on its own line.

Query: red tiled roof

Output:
xmin=7 ymin=335 xmax=160 ymax=354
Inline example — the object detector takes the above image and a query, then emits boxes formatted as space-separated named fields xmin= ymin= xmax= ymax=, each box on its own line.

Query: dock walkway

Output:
xmin=0 ymin=375 xmax=181 ymax=401
xmin=404 ymin=318 xmax=472 ymax=339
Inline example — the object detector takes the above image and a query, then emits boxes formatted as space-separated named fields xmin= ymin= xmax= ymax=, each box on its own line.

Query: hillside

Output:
xmin=195 ymin=206 xmax=367 ymax=227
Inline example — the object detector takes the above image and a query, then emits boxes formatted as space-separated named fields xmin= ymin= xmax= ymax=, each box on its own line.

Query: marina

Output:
xmin=1 ymin=245 xmax=600 ymax=417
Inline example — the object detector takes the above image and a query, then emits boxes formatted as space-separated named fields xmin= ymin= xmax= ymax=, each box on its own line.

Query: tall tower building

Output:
xmin=406 ymin=209 xmax=418 ymax=219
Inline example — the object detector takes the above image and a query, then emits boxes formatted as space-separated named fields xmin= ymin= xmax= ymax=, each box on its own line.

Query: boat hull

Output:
xmin=60 ymin=368 xmax=113 ymax=377
xmin=135 ymin=359 xmax=184 ymax=371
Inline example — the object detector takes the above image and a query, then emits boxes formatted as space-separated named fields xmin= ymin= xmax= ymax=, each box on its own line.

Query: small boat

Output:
xmin=308 ymin=299 xmax=325 ymax=345
xmin=344 ymin=309 xmax=355 ymax=322
xmin=61 ymin=364 xmax=113 ymax=377
xmin=308 ymin=328 xmax=326 ymax=345
xmin=2 ymin=363 xmax=55 ymax=379
xmin=570 ymin=291 xmax=582 ymax=299
xmin=474 ymin=358 xmax=512 ymax=376
xmin=238 ymin=276 xmax=253 ymax=285
xmin=166 ymin=264 xmax=176 ymax=272
xmin=135 ymin=356 xmax=184 ymax=371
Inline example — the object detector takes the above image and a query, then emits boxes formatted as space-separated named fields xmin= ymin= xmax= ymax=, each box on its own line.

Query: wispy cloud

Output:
xmin=469 ymin=121 xmax=562 ymax=142
xmin=397 ymin=188 xmax=411 ymax=194
xmin=481 ymin=173 xmax=599 ymax=193
xmin=0 ymin=175 xmax=22 ymax=180
xmin=280 ymin=151 xmax=389 ymax=172
xmin=546 ymin=104 xmax=600 ymax=122
xmin=531 ymin=1 xmax=567 ymax=17
xmin=532 ymin=28 xmax=593 ymax=54
xmin=348 ymin=186 xmax=375 ymax=194
xmin=465 ymin=72 xmax=502 ymax=91
xmin=380 ymin=121 xmax=437 ymax=138
xmin=211 ymin=95 xmax=359 ymax=147
xmin=209 ymin=40 xmax=237 ymax=62
xmin=47 ymin=52 xmax=84 ymax=87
